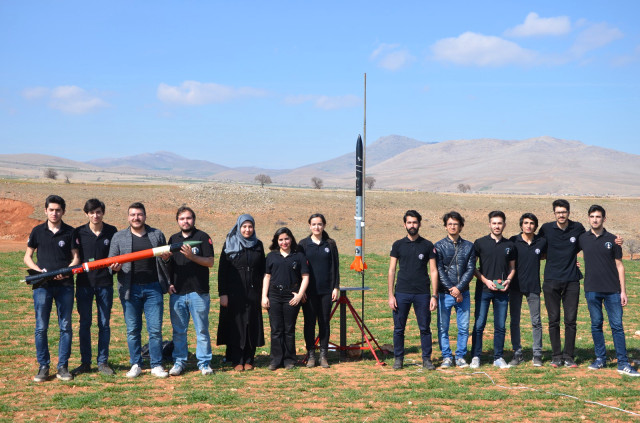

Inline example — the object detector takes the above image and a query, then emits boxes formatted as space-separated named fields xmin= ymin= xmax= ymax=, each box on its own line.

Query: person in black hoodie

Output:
xmin=297 ymin=213 xmax=340 ymax=368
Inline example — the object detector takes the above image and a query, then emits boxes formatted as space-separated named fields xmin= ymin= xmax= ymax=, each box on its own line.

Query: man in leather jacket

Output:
xmin=434 ymin=211 xmax=476 ymax=369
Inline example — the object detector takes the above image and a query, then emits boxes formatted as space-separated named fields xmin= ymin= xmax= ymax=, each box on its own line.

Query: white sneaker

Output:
xmin=470 ymin=357 xmax=480 ymax=369
xmin=169 ymin=364 xmax=183 ymax=376
xmin=200 ymin=365 xmax=213 ymax=375
xmin=455 ymin=358 xmax=469 ymax=368
xmin=493 ymin=358 xmax=511 ymax=369
xmin=151 ymin=366 xmax=169 ymax=378
xmin=126 ymin=364 xmax=142 ymax=378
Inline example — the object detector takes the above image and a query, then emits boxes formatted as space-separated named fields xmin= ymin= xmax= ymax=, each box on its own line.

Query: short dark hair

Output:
xmin=588 ymin=204 xmax=606 ymax=219
xmin=403 ymin=210 xmax=422 ymax=223
xmin=176 ymin=206 xmax=196 ymax=221
xmin=83 ymin=198 xmax=105 ymax=214
xmin=442 ymin=211 xmax=465 ymax=228
xmin=45 ymin=195 xmax=66 ymax=211
xmin=552 ymin=199 xmax=570 ymax=212
xmin=519 ymin=213 xmax=538 ymax=230
xmin=269 ymin=227 xmax=298 ymax=251
xmin=488 ymin=210 xmax=506 ymax=222
xmin=128 ymin=202 xmax=146 ymax=215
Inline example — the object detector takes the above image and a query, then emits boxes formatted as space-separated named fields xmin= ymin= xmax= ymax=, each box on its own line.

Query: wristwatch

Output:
xmin=431 ymin=294 xmax=438 ymax=299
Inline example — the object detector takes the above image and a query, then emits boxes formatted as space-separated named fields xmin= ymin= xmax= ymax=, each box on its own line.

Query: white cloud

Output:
xmin=431 ymin=32 xmax=537 ymax=66
xmin=505 ymin=12 xmax=571 ymax=37
xmin=22 ymin=85 xmax=108 ymax=114
xmin=570 ymin=23 xmax=623 ymax=57
xmin=370 ymin=43 xmax=415 ymax=70
xmin=283 ymin=94 xmax=360 ymax=110
xmin=157 ymin=81 xmax=267 ymax=105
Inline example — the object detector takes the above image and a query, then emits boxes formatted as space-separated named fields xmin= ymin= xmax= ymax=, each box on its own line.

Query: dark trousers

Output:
xmin=226 ymin=323 xmax=256 ymax=366
xmin=76 ymin=285 xmax=113 ymax=365
xmin=392 ymin=292 xmax=432 ymax=360
xmin=543 ymin=280 xmax=580 ymax=361
xmin=268 ymin=288 xmax=300 ymax=367
xmin=302 ymin=293 xmax=333 ymax=350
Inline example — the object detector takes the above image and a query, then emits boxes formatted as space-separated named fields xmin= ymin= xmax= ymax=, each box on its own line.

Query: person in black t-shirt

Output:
xmin=579 ymin=205 xmax=639 ymax=376
xmin=70 ymin=198 xmax=117 ymax=376
xmin=262 ymin=227 xmax=309 ymax=370
xmin=387 ymin=210 xmax=438 ymax=371
xmin=25 ymin=195 xmax=79 ymax=382
xmin=166 ymin=206 xmax=215 ymax=376
xmin=297 ymin=213 xmax=340 ymax=369
xmin=508 ymin=213 xmax=546 ymax=367
xmin=217 ymin=214 xmax=266 ymax=371
xmin=470 ymin=211 xmax=516 ymax=369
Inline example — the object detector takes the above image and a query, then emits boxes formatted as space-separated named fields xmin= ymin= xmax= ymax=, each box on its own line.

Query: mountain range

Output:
xmin=1 ymin=135 xmax=638 ymax=196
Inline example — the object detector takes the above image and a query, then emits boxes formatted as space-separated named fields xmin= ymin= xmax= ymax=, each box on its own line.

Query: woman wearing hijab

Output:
xmin=297 ymin=213 xmax=340 ymax=368
xmin=262 ymin=227 xmax=309 ymax=370
xmin=217 ymin=214 xmax=266 ymax=371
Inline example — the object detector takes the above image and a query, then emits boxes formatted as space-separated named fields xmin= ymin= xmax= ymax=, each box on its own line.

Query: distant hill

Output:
xmin=1 ymin=135 xmax=639 ymax=196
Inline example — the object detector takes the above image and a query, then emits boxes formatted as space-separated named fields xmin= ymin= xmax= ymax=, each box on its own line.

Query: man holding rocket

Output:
xmin=109 ymin=202 xmax=171 ymax=378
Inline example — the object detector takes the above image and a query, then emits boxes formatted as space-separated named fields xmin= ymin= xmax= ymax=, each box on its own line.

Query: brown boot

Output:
xmin=306 ymin=349 xmax=316 ymax=368
xmin=319 ymin=349 xmax=330 ymax=368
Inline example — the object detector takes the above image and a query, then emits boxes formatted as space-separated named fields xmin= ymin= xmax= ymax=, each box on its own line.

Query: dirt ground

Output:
xmin=2 ymin=179 xmax=639 ymax=257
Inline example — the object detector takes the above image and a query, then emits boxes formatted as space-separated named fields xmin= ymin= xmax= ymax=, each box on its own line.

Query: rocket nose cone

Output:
xmin=183 ymin=240 xmax=203 ymax=247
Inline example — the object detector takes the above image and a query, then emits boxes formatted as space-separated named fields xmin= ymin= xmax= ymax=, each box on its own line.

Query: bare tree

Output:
xmin=254 ymin=174 xmax=272 ymax=188
xmin=43 ymin=168 xmax=58 ymax=180
xmin=311 ymin=177 xmax=323 ymax=189
xmin=64 ymin=173 xmax=71 ymax=184
xmin=628 ymin=239 xmax=640 ymax=260
xmin=365 ymin=176 xmax=376 ymax=189
xmin=457 ymin=183 xmax=471 ymax=193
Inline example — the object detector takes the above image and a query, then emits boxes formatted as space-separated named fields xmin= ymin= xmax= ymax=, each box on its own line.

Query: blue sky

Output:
xmin=1 ymin=1 xmax=639 ymax=168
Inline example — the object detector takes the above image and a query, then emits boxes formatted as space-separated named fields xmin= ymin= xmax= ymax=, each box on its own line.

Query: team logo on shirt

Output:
xmin=418 ymin=253 xmax=424 ymax=260
xmin=192 ymin=247 xmax=200 ymax=255
xmin=325 ymin=247 xmax=330 ymax=253
xmin=570 ymin=237 xmax=576 ymax=243
xmin=505 ymin=247 xmax=511 ymax=255
xmin=604 ymin=242 xmax=613 ymax=250
xmin=103 ymin=239 xmax=110 ymax=246
xmin=75 ymin=238 xmax=81 ymax=245
xmin=58 ymin=240 xmax=66 ymax=248
xmin=535 ymin=248 xmax=541 ymax=255
xmin=208 ymin=238 xmax=212 ymax=245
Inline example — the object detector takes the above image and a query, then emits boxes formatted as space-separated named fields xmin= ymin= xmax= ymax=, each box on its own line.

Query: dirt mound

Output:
xmin=0 ymin=198 xmax=42 ymax=252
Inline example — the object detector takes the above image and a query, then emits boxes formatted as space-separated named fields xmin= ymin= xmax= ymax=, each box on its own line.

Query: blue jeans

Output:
xmin=76 ymin=285 xmax=113 ymax=365
xmin=120 ymin=282 xmax=164 ymax=368
xmin=437 ymin=291 xmax=470 ymax=360
xmin=393 ymin=292 xmax=433 ymax=360
xmin=471 ymin=290 xmax=509 ymax=360
xmin=170 ymin=292 xmax=212 ymax=369
xmin=33 ymin=285 xmax=74 ymax=368
xmin=585 ymin=291 xmax=629 ymax=369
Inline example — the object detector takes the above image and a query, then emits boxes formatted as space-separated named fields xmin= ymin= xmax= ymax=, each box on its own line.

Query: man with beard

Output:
xmin=71 ymin=198 xmax=118 ymax=376
xmin=387 ymin=210 xmax=438 ymax=370
xmin=166 ymin=206 xmax=215 ymax=376
xmin=579 ymin=205 xmax=639 ymax=376
xmin=109 ymin=202 xmax=171 ymax=378
xmin=470 ymin=211 xmax=516 ymax=369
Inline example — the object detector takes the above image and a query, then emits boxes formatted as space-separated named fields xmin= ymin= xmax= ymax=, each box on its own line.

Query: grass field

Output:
xmin=1 ymin=251 xmax=639 ymax=422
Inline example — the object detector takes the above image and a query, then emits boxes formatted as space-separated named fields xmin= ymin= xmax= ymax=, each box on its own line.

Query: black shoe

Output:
xmin=98 ymin=363 xmax=115 ymax=376
xmin=509 ymin=354 xmax=524 ymax=367
xmin=284 ymin=363 xmax=295 ymax=370
xmin=423 ymin=359 xmax=435 ymax=370
xmin=268 ymin=363 xmax=278 ymax=371
xmin=532 ymin=356 xmax=543 ymax=367
xmin=564 ymin=358 xmax=578 ymax=368
xmin=56 ymin=366 xmax=73 ymax=381
xmin=393 ymin=357 xmax=403 ymax=370
xmin=72 ymin=363 xmax=91 ymax=375
xmin=319 ymin=349 xmax=330 ymax=369
xmin=550 ymin=359 xmax=563 ymax=368
xmin=306 ymin=350 xmax=316 ymax=368
xmin=33 ymin=365 xmax=49 ymax=383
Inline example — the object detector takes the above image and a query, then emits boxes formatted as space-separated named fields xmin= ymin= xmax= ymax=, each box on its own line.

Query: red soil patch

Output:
xmin=0 ymin=198 xmax=42 ymax=252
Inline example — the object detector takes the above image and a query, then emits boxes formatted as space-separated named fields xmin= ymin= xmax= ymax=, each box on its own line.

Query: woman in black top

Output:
xmin=262 ymin=227 xmax=309 ymax=370
xmin=217 ymin=214 xmax=266 ymax=371
xmin=297 ymin=213 xmax=340 ymax=368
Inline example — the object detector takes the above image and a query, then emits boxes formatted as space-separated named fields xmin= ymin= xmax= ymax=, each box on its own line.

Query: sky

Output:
xmin=1 ymin=1 xmax=639 ymax=168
